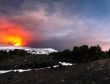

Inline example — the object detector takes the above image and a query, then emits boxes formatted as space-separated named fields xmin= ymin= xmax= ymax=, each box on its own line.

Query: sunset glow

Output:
xmin=3 ymin=36 xmax=22 ymax=46
xmin=0 ymin=0 xmax=110 ymax=50
xmin=0 ymin=19 xmax=32 ymax=47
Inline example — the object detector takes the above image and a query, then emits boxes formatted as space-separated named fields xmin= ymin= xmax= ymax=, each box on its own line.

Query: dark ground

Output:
xmin=0 ymin=54 xmax=58 ymax=70
xmin=1 ymin=59 xmax=110 ymax=84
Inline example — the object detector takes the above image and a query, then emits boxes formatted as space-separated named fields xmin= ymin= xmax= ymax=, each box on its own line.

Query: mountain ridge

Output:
xmin=0 ymin=46 xmax=58 ymax=55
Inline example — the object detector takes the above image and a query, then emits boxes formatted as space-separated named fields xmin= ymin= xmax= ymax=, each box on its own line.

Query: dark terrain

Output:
xmin=1 ymin=45 xmax=110 ymax=84
xmin=0 ymin=49 xmax=58 ymax=70
xmin=1 ymin=59 xmax=110 ymax=84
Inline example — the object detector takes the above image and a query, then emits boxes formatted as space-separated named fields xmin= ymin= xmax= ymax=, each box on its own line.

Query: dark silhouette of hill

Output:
xmin=0 ymin=45 xmax=110 ymax=84
xmin=0 ymin=49 xmax=58 ymax=69
xmin=0 ymin=45 xmax=110 ymax=69
xmin=1 ymin=59 xmax=110 ymax=84
xmin=50 ymin=45 xmax=110 ymax=64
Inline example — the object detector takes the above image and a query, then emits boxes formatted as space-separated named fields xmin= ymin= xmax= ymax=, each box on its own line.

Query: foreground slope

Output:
xmin=1 ymin=59 xmax=110 ymax=84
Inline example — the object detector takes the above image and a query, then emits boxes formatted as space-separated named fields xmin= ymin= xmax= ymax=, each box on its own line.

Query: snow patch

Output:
xmin=0 ymin=63 xmax=73 ymax=75
xmin=59 ymin=62 xmax=73 ymax=66
xmin=0 ymin=69 xmax=31 ymax=74
xmin=0 ymin=46 xmax=58 ymax=55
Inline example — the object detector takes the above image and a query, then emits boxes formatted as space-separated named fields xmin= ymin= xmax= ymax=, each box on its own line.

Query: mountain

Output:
xmin=0 ymin=46 xmax=58 ymax=55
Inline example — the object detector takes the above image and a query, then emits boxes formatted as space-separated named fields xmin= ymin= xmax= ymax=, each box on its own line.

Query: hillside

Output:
xmin=0 ymin=45 xmax=110 ymax=84
xmin=0 ymin=46 xmax=58 ymax=55
xmin=0 ymin=59 xmax=110 ymax=84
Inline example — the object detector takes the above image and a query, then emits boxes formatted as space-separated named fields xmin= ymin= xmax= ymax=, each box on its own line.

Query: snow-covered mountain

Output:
xmin=0 ymin=46 xmax=58 ymax=55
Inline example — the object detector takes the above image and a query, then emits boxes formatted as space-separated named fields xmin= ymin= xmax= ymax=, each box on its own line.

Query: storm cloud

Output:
xmin=0 ymin=0 xmax=110 ymax=50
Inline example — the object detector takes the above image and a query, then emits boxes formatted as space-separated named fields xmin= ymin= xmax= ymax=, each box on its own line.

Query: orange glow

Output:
xmin=0 ymin=18 xmax=32 ymax=46
xmin=3 ymin=36 xmax=22 ymax=46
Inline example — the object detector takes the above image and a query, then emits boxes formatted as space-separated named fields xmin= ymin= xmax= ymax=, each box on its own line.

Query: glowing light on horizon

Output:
xmin=3 ymin=36 xmax=22 ymax=46
xmin=0 ymin=18 xmax=32 ymax=47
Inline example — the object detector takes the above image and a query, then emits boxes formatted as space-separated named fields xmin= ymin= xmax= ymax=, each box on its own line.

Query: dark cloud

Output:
xmin=28 ymin=37 xmax=79 ymax=51
xmin=0 ymin=0 xmax=25 ymax=8
xmin=0 ymin=0 xmax=110 ymax=50
xmin=0 ymin=0 xmax=25 ymax=15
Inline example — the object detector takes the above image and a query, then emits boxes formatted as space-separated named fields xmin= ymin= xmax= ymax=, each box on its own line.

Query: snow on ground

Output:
xmin=0 ymin=63 xmax=73 ymax=74
xmin=0 ymin=65 xmax=59 ymax=74
xmin=59 ymin=62 xmax=73 ymax=66
xmin=0 ymin=70 xmax=11 ymax=74
xmin=0 ymin=69 xmax=31 ymax=74
xmin=0 ymin=46 xmax=58 ymax=55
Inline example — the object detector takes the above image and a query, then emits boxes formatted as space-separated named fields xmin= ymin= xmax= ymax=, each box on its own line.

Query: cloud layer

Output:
xmin=0 ymin=0 xmax=110 ymax=50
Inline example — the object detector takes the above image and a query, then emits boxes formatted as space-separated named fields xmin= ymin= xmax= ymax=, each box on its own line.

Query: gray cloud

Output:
xmin=0 ymin=0 xmax=110 ymax=50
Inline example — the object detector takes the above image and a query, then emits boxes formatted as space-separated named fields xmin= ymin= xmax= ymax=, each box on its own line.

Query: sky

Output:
xmin=0 ymin=0 xmax=110 ymax=51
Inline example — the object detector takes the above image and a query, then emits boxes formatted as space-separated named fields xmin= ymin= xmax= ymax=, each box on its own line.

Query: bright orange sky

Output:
xmin=1 ymin=0 xmax=110 ymax=51
xmin=0 ymin=19 xmax=32 ymax=47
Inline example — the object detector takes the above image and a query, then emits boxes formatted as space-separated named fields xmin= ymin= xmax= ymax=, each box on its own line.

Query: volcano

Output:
xmin=0 ymin=46 xmax=58 ymax=55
